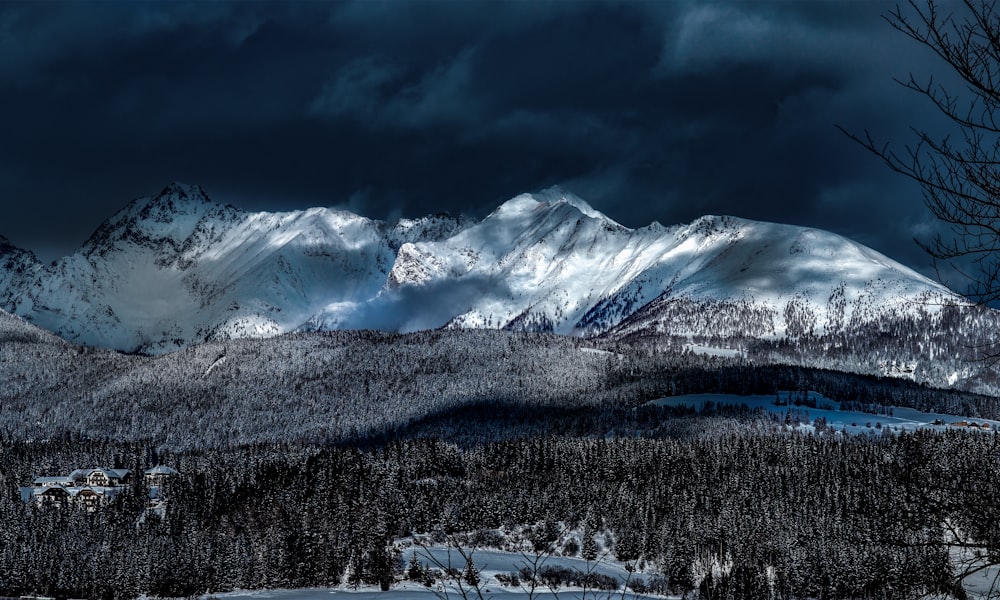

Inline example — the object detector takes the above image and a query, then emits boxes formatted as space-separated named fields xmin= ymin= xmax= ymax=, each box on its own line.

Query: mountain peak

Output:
xmin=490 ymin=187 xmax=621 ymax=227
xmin=79 ymin=184 xmax=239 ymax=258
xmin=141 ymin=182 xmax=215 ymax=218
xmin=0 ymin=235 xmax=37 ymax=262
xmin=157 ymin=182 xmax=209 ymax=202
xmin=686 ymin=214 xmax=740 ymax=231
xmin=533 ymin=186 xmax=603 ymax=218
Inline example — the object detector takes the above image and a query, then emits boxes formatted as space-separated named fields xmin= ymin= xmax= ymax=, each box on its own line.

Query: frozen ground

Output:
xmin=404 ymin=547 xmax=658 ymax=588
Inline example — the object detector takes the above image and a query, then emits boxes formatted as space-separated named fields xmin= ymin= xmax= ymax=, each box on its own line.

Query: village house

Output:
xmin=144 ymin=464 xmax=179 ymax=487
xmin=144 ymin=465 xmax=180 ymax=512
xmin=21 ymin=465 xmax=177 ymax=512
xmin=71 ymin=467 xmax=130 ymax=487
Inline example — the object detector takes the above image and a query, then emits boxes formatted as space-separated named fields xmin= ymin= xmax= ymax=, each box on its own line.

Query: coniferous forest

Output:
xmin=1 ymin=427 xmax=998 ymax=599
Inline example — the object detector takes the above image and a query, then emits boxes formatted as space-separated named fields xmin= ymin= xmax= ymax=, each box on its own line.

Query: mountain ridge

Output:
xmin=0 ymin=183 xmax=967 ymax=361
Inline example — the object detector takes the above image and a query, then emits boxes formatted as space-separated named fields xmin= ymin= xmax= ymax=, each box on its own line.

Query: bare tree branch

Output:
xmin=842 ymin=0 xmax=1000 ymax=317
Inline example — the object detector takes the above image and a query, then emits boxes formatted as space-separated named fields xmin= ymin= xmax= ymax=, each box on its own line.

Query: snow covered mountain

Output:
xmin=0 ymin=183 xmax=962 ymax=354
xmin=0 ymin=235 xmax=42 ymax=298
xmin=0 ymin=183 xmax=467 ymax=353
xmin=309 ymin=187 xmax=958 ymax=342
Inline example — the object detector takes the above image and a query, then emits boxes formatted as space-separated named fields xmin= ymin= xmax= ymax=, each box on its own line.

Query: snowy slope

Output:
xmin=597 ymin=214 xmax=956 ymax=340
xmin=0 ymin=183 xmax=965 ymax=354
xmin=310 ymin=189 xmax=957 ymax=340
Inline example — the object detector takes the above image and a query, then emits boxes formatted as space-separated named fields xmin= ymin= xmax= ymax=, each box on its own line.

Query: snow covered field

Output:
xmin=649 ymin=391 xmax=1000 ymax=435
xmin=198 ymin=541 xmax=673 ymax=600
xmin=196 ymin=494 xmax=1000 ymax=600
xmin=204 ymin=588 xmax=664 ymax=600
xmin=202 ymin=547 xmax=668 ymax=600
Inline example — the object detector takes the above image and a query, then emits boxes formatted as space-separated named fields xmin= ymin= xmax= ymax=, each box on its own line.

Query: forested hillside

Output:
xmin=3 ymin=318 xmax=998 ymax=447
xmin=6 ymin=309 xmax=1000 ymax=599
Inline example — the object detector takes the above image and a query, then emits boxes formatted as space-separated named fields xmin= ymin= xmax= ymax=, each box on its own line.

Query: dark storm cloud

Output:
xmin=0 ymin=0 xmax=954 ymax=276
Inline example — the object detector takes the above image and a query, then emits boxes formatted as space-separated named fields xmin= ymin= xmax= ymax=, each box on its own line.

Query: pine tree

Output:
xmin=407 ymin=554 xmax=424 ymax=582
xmin=582 ymin=532 xmax=599 ymax=562
xmin=462 ymin=558 xmax=480 ymax=588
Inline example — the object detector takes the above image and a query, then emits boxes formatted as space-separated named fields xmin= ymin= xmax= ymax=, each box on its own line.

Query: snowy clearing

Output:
xmin=681 ymin=343 xmax=743 ymax=358
xmin=200 ymin=544 xmax=673 ymax=600
xmin=202 ymin=588 xmax=666 ymax=600
xmin=649 ymin=391 xmax=1000 ymax=435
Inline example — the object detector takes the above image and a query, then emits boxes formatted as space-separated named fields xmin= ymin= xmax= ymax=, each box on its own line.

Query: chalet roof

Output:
xmin=56 ymin=485 xmax=120 ymax=498
xmin=69 ymin=467 xmax=130 ymax=481
xmin=144 ymin=465 xmax=179 ymax=476
xmin=104 ymin=468 xmax=130 ymax=480
xmin=33 ymin=476 xmax=73 ymax=486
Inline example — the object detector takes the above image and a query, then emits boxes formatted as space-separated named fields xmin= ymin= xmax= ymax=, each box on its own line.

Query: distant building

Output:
xmin=24 ymin=478 xmax=124 ymax=512
xmin=69 ymin=467 xmax=131 ymax=487
xmin=143 ymin=465 xmax=180 ymax=513
xmin=22 ymin=465 xmax=176 ymax=513
xmin=144 ymin=465 xmax=179 ymax=487
xmin=33 ymin=476 xmax=74 ymax=488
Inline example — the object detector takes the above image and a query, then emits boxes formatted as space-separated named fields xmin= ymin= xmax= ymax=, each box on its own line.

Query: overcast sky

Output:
xmin=0 ymin=0 xmax=960 ymax=272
